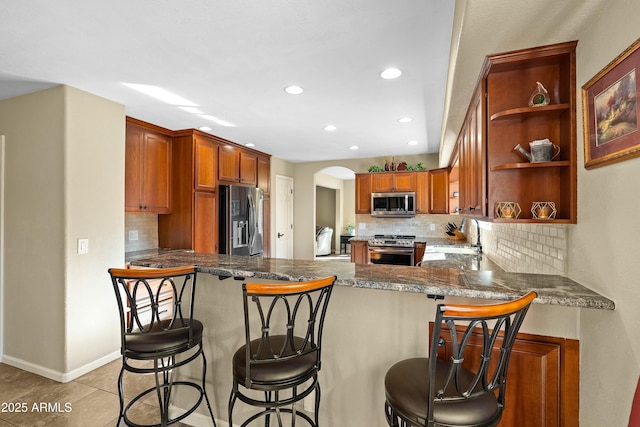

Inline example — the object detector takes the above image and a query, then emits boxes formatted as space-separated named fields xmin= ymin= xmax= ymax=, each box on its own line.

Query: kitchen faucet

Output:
xmin=460 ymin=218 xmax=482 ymax=253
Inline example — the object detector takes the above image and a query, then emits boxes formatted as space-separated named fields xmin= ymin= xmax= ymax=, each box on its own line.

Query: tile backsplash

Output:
xmin=125 ymin=214 xmax=158 ymax=252
xmin=356 ymin=215 xmax=568 ymax=275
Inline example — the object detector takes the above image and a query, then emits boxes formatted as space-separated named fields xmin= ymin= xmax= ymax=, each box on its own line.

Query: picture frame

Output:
xmin=582 ymin=38 xmax=640 ymax=169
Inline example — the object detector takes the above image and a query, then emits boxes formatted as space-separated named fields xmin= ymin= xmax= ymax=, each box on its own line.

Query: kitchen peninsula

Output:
xmin=131 ymin=252 xmax=613 ymax=427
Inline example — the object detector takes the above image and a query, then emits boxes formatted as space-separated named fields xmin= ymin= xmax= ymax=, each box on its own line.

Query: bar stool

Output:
xmin=108 ymin=265 xmax=216 ymax=427
xmin=228 ymin=276 xmax=336 ymax=426
xmin=384 ymin=292 xmax=537 ymax=427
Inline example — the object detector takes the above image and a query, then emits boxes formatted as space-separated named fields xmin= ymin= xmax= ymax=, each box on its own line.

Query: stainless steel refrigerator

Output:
xmin=219 ymin=185 xmax=264 ymax=256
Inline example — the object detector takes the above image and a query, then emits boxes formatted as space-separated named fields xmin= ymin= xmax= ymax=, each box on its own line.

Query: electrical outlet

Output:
xmin=128 ymin=230 xmax=139 ymax=241
xmin=77 ymin=238 xmax=89 ymax=254
xmin=359 ymin=223 xmax=366 ymax=230
xmin=430 ymin=224 xmax=436 ymax=231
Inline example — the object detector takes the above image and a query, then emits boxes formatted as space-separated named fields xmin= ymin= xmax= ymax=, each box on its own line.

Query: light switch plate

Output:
xmin=77 ymin=238 xmax=89 ymax=254
xmin=128 ymin=230 xmax=139 ymax=241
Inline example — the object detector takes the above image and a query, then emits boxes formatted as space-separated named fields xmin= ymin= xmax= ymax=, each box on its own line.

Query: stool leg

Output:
xmin=116 ymin=362 xmax=125 ymax=427
xmin=314 ymin=382 xmax=321 ymax=427
xmin=228 ymin=386 xmax=237 ymax=427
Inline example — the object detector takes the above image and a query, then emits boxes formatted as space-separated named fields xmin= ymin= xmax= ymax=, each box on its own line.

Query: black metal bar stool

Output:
xmin=384 ymin=292 xmax=537 ymax=427
xmin=108 ymin=265 xmax=216 ymax=427
xmin=228 ymin=276 xmax=336 ymax=427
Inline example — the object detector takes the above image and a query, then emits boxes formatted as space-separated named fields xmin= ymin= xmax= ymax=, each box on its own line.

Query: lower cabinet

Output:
xmin=350 ymin=240 xmax=369 ymax=264
xmin=430 ymin=323 xmax=579 ymax=427
xmin=414 ymin=242 xmax=426 ymax=265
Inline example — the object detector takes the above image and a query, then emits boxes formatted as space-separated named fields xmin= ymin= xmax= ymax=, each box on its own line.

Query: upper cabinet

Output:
xmin=371 ymin=171 xmax=416 ymax=193
xmin=428 ymin=168 xmax=449 ymax=214
xmin=454 ymin=41 xmax=577 ymax=223
xmin=257 ymin=156 xmax=271 ymax=196
xmin=218 ymin=143 xmax=260 ymax=185
xmin=125 ymin=118 xmax=172 ymax=214
xmin=355 ymin=173 xmax=372 ymax=214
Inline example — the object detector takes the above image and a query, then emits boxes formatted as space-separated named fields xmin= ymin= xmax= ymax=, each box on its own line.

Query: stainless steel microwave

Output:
xmin=371 ymin=192 xmax=416 ymax=217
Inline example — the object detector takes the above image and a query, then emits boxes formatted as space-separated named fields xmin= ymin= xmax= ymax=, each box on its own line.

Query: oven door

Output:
xmin=368 ymin=246 xmax=414 ymax=266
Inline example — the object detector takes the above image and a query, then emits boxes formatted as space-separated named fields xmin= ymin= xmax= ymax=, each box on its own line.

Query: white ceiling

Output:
xmin=0 ymin=0 xmax=454 ymax=163
xmin=0 ymin=0 xmax=608 ymax=166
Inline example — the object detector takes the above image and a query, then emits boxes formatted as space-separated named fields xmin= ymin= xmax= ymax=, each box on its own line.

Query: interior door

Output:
xmin=275 ymin=175 xmax=294 ymax=259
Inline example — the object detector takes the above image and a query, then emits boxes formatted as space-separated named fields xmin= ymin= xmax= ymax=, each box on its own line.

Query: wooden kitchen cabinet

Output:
xmin=415 ymin=171 xmax=430 ymax=213
xmin=159 ymin=130 xmax=220 ymax=253
xmin=355 ymin=173 xmax=372 ymax=214
xmin=371 ymin=171 xmax=416 ymax=192
xmin=125 ymin=118 xmax=172 ymax=214
xmin=218 ymin=144 xmax=241 ymax=183
xmin=218 ymin=143 xmax=261 ymax=185
xmin=193 ymin=191 xmax=218 ymax=254
xmin=350 ymin=240 xmax=369 ymax=264
xmin=257 ymin=156 xmax=271 ymax=195
xmin=453 ymin=41 xmax=577 ymax=223
xmin=430 ymin=324 xmax=579 ymax=427
xmin=194 ymin=135 xmax=218 ymax=191
xmin=414 ymin=242 xmax=426 ymax=265
xmin=428 ymin=168 xmax=449 ymax=214
xmin=457 ymin=81 xmax=486 ymax=216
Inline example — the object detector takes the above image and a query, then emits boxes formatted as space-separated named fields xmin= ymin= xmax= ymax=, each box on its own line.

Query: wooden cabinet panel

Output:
xmin=429 ymin=168 xmax=449 ymax=214
xmin=350 ymin=240 xmax=369 ymax=264
xmin=430 ymin=324 xmax=579 ymax=427
xmin=371 ymin=173 xmax=394 ymax=192
xmin=371 ymin=172 xmax=416 ymax=193
xmin=240 ymin=151 xmax=257 ymax=185
xmin=193 ymin=191 xmax=217 ymax=254
xmin=414 ymin=242 xmax=426 ymax=266
xmin=416 ymin=171 xmax=430 ymax=213
xmin=257 ymin=156 xmax=271 ymax=195
xmin=355 ymin=173 xmax=372 ymax=214
xmin=218 ymin=145 xmax=240 ymax=182
xmin=125 ymin=121 xmax=172 ymax=214
xmin=194 ymin=136 xmax=217 ymax=191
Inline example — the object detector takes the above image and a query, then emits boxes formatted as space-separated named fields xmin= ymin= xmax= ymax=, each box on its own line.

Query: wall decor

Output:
xmin=531 ymin=202 xmax=557 ymax=220
xmin=582 ymin=37 xmax=640 ymax=169
xmin=495 ymin=202 xmax=521 ymax=219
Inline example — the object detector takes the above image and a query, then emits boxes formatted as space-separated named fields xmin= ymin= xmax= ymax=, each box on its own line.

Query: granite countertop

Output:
xmin=130 ymin=251 xmax=614 ymax=310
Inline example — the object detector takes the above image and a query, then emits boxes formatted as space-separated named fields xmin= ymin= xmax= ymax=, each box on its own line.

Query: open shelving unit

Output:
xmin=484 ymin=41 xmax=577 ymax=223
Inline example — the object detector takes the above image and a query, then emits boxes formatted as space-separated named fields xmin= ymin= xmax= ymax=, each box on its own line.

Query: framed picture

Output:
xmin=582 ymin=38 xmax=640 ymax=169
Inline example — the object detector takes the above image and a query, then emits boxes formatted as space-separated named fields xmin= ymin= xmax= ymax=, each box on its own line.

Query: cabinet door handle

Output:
xmin=277 ymin=232 xmax=284 ymax=238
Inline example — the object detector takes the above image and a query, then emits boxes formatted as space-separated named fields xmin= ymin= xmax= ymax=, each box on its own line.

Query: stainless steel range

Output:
xmin=368 ymin=234 xmax=415 ymax=266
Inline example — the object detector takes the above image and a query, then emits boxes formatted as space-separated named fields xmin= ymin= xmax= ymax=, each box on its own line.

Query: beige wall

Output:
xmin=568 ymin=5 xmax=640 ymax=424
xmin=0 ymin=86 xmax=124 ymax=380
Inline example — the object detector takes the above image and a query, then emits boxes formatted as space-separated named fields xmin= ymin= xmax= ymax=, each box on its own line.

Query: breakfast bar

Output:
xmin=130 ymin=252 xmax=613 ymax=426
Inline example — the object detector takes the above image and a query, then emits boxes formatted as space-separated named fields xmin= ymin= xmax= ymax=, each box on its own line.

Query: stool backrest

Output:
xmin=428 ymin=292 xmax=537 ymax=424
xmin=108 ymin=266 xmax=198 ymax=351
xmin=241 ymin=276 xmax=336 ymax=387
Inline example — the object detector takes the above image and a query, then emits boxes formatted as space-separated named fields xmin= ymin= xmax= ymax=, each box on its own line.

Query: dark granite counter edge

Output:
xmin=130 ymin=256 xmax=615 ymax=311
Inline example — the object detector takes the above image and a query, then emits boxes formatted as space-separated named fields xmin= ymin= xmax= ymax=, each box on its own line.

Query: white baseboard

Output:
xmin=1 ymin=350 xmax=120 ymax=383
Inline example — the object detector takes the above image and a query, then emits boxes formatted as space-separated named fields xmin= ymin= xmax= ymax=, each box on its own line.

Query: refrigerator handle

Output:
xmin=248 ymin=194 xmax=255 ymax=248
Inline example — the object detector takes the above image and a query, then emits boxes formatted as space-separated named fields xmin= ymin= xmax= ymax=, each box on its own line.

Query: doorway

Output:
xmin=275 ymin=175 xmax=294 ymax=259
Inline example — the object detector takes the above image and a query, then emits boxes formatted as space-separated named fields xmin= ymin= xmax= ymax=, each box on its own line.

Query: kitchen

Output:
xmin=0 ymin=1 xmax=639 ymax=427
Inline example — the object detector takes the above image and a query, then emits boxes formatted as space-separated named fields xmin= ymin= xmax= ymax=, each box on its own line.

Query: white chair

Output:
xmin=315 ymin=226 xmax=333 ymax=256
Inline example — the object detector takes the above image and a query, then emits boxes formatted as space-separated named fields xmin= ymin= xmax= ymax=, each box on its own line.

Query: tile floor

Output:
xmin=0 ymin=359 xmax=193 ymax=427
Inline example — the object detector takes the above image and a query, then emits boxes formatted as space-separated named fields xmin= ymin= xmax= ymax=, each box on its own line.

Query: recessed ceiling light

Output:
xmin=122 ymin=83 xmax=197 ymax=106
xmin=199 ymin=126 xmax=213 ymax=132
xmin=245 ymin=143 xmax=255 ymax=147
xmin=324 ymin=125 xmax=337 ymax=131
xmin=349 ymin=145 xmax=359 ymax=150
xmin=380 ymin=68 xmax=402 ymax=80
xmin=284 ymin=85 xmax=304 ymax=95
xmin=398 ymin=117 xmax=413 ymax=123
xmin=407 ymin=140 xmax=419 ymax=146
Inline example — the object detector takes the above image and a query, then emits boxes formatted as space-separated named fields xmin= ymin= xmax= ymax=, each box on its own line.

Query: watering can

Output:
xmin=513 ymin=138 xmax=560 ymax=163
